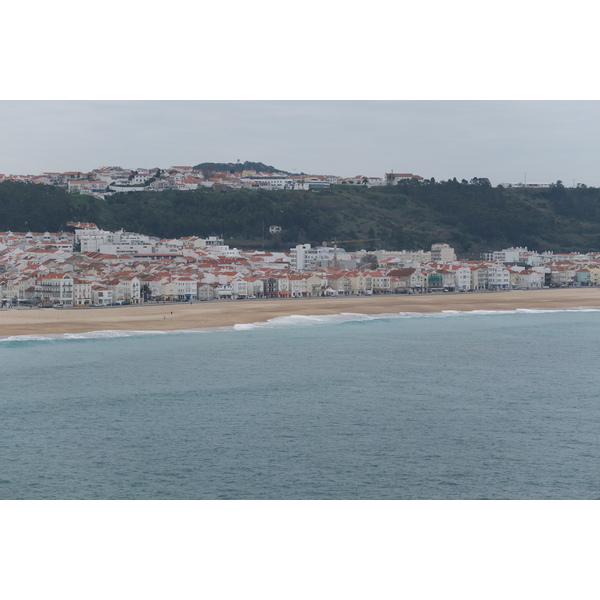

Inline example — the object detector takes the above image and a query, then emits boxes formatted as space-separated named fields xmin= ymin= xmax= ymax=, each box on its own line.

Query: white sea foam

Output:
xmin=232 ymin=306 xmax=600 ymax=330
xmin=515 ymin=307 xmax=600 ymax=313
xmin=1 ymin=334 xmax=59 ymax=342
xmin=442 ymin=309 xmax=515 ymax=316
xmin=0 ymin=329 xmax=171 ymax=343
xmin=3 ymin=306 xmax=600 ymax=341
xmin=233 ymin=312 xmax=397 ymax=330
xmin=63 ymin=329 xmax=170 ymax=339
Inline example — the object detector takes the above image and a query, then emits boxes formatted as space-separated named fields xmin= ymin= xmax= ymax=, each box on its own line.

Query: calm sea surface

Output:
xmin=1 ymin=308 xmax=600 ymax=499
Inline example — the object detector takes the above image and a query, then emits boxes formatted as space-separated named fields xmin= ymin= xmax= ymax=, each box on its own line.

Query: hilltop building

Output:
xmin=385 ymin=173 xmax=424 ymax=185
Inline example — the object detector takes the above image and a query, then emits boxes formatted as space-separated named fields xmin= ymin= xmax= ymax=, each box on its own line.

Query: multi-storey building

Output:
xmin=430 ymin=243 xmax=457 ymax=263
xmin=35 ymin=273 xmax=74 ymax=305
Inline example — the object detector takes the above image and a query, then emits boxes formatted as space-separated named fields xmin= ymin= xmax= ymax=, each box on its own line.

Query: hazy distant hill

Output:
xmin=193 ymin=161 xmax=296 ymax=175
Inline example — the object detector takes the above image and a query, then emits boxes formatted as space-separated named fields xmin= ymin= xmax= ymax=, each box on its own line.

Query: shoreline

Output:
xmin=1 ymin=288 xmax=600 ymax=338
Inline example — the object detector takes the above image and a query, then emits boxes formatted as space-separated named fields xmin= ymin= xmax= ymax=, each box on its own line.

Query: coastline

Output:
xmin=1 ymin=288 xmax=600 ymax=338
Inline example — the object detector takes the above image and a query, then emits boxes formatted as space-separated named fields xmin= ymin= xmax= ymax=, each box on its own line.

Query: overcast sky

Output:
xmin=1 ymin=100 xmax=598 ymax=186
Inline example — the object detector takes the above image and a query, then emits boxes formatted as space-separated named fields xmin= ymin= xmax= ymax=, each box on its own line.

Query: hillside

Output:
xmin=192 ymin=161 xmax=295 ymax=175
xmin=2 ymin=179 xmax=600 ymax=255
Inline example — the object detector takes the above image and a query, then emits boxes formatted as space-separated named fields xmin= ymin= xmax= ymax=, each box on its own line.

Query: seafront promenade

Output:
xmin=1 ymin=288 xmax=599 ymax=337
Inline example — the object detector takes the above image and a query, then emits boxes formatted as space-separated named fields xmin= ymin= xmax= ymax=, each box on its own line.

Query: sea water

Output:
xmin=1 ymin=308 xmax=600 ymax=499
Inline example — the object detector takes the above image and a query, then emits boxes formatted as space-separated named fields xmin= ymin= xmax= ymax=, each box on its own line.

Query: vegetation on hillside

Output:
xmin=2 ymin=179 xmax=600 ymax=255
xmin=193 ymin=161 xmax=295 ymax=177
xmin=0 ymin=181 xmax=73 ymax=233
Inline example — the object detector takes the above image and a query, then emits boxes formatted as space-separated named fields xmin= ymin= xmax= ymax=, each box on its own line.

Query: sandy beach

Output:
xmin=1 ymin=288 xmax=600 ymax=337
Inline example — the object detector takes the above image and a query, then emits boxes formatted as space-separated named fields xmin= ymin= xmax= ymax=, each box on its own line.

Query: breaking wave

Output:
xmin=232 ymin=306 xmax=600 ymax=330
xmin=3 ymin=306 xmax=600 ymax=341
xmin=0 ymin=329 xmax=171 ymax=343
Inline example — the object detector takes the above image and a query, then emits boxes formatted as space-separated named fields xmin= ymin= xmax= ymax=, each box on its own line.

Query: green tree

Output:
xmin=359 ymin=253 xmax=379 ymax=269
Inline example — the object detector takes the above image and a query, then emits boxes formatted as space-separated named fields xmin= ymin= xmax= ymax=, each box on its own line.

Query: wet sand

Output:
xmin=1 ymin=288 xmax=600 ymax=337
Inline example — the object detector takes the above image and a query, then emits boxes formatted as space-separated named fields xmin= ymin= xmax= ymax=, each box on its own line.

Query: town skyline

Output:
xmin=2 ymin=221 xmax=598 ymax=310
xmin=0 ymin=158 xmax=588 ymax=194
xmin=1 ymin=101 xmax=599 ymax=188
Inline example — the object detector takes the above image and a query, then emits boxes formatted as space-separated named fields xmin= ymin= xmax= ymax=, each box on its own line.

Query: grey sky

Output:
xmin=1 ymin=100 xmax=598 ymax=186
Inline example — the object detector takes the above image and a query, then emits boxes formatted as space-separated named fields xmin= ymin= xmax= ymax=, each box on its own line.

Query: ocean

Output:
xmin=1 ymin=308 xmax=600 ymax=499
